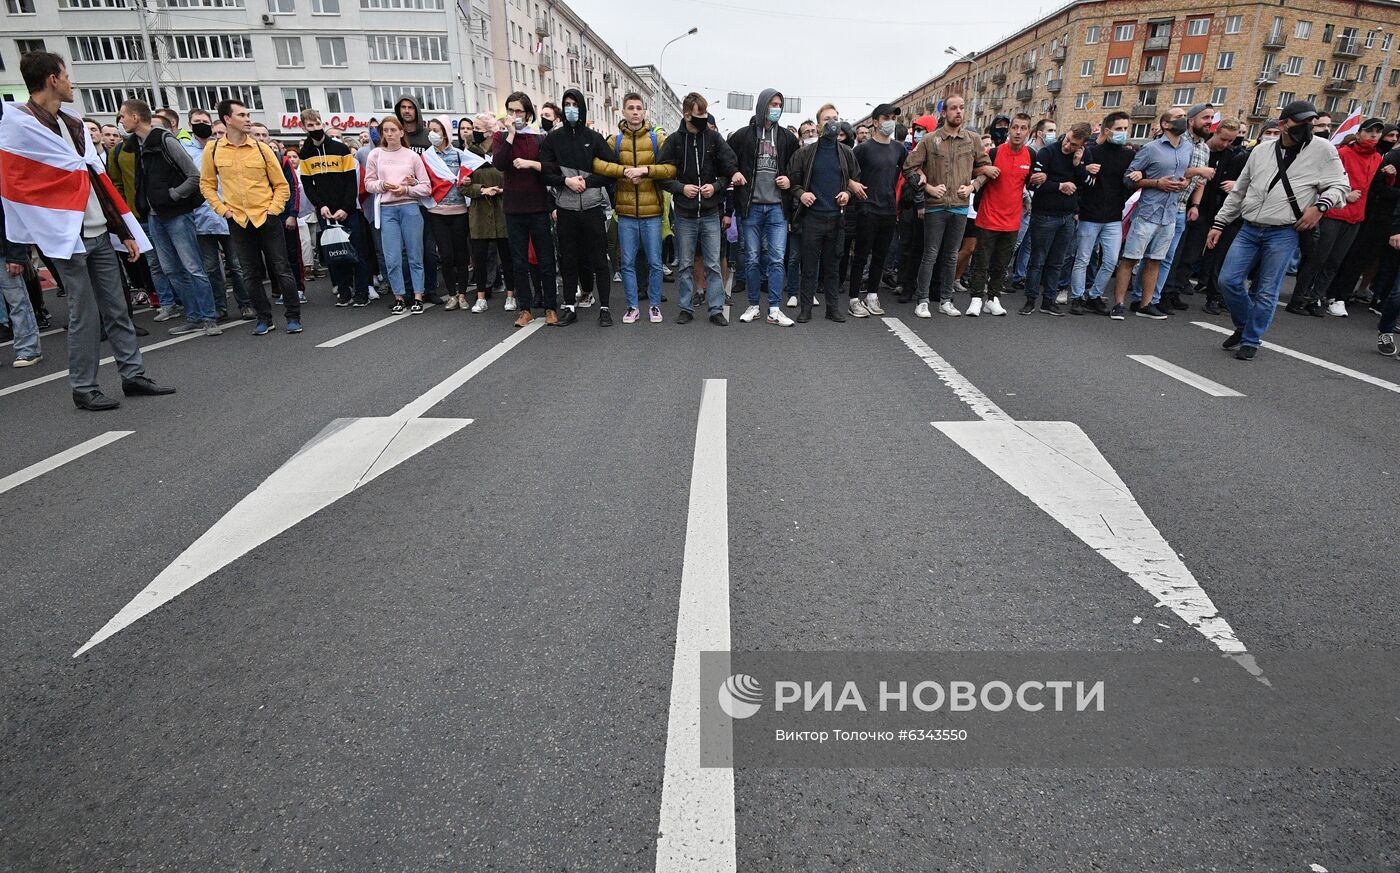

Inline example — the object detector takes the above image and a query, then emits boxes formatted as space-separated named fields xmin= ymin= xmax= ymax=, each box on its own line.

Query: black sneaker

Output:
xmin=1203 ymin=298 xmax=1224 ymax=315
xmin=1285 ymin=301 xmax=1308 ymax=315
xmin=1088 ymin=297 xmax=1111 ymax=316
xmin=1235 ymin=345 xmax=1257 ymax=360
xmin=557 ymin=307 xmax=578 ymax=326
xmin=710 ymin=312 xmax=729 ymax=326
xmin=1069 ymin=299 xmax=1085 ymax=315
xmin=1135 ymin=304 xmax=1168 ymax=320
xmin=1109 ymin=304 xmax=1126 ymax=320
xmin=1379 ymin=333 xmax=1396 ymax=356
xmin=391 ymin=300 xmax=406 ymax=314
xmin=409 ymin=300 xmax=424 ymax=314
xmin=1041 ymin=300 xmax=1065 ymax=317
xmin=1221 ymin=330 xmax=1243 ymax=350
xmin=677 ymin=309 xmax=694 ymax=324
xmin=1306 ymin=300 xmax=1326 ymax=317
xmin=825 ymin=307 xmax=847 ymax=323
xmin=1018 ymin=300 xmax=1037 ymax=315
xmin=1010 ymin=278 xmax=1026 ymax=291
xmin=1168 ymin=294 xmax=1189 ymax=311
xmin=598 ymin=307 xmax=613 ymax=327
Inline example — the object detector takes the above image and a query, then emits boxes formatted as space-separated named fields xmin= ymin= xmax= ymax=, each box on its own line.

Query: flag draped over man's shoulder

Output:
xmin=418 ymin=146 xmax=486 ymax=208
xmin=0 ymin=101 xmax=150 ymax=258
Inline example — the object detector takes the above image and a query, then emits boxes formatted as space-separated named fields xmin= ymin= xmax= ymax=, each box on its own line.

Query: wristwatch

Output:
xmin=1315 ymin=201 xmax=1330 ymax=214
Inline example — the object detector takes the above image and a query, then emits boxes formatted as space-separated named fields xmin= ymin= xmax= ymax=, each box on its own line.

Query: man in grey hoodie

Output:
xmin=726 ymin=88 xmax=799 ymax=325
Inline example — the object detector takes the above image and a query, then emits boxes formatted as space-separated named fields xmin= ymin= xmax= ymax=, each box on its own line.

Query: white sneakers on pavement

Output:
xmin=503 ymin=297 xmax=518 ymax=311
xmin=938 ymin=300 xmax=961 ymax=317
xmin=767 ymin=307 xmax=794 ymax=326
xmin=985 ymin=297 xmax=1007 ymax=316
xmin=965 ymin=297 xmax=983 ymax=317
xmin=848 ymin=298 xmax=871 ymax=318
xmin=739 ymin=304 xmax=761 ymax=323
xmin=471 ymin=298 xmax=488 ymax=313
xmin=1328 ymin=300 xmax=1349 ymax=317
xmin=864 ymin=294 xmax=885 ymax=315
xmin=914 ymin=301 xmax=932 ymax=318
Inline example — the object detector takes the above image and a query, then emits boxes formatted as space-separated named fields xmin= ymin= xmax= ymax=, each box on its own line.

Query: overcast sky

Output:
xmin=565 ymin=0 xmax=1065 ymax=132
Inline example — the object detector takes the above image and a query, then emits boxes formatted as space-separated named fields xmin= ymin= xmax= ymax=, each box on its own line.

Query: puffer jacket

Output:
xmin=592 ymin=119 xmax=677 ymax=219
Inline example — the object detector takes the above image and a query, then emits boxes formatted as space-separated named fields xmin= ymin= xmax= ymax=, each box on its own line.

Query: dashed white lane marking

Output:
xmin=656 ymin=378 xmax=735 ymax=873
xmin=75 ymin=321 xmax=544 ymax=656
xmin=1127 ymin=354 xmax=1245 ymax=397
xmin=0 ymin=321 xmax=249 ymax=399
xmin=0 ymin=327 xmax=64 ymax=349
xmin=316 ymin=303 xmax=437 ymax=348
xmin=0 ymin=431 xmax=133 ymax=496
xmin=885 ymin=318 xmax=1262 ymax=681
xmin=1192 ymin=321 xmax=1400 ymax=395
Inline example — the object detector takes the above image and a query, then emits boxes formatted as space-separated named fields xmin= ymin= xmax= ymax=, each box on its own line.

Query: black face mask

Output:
xmin=541 ymin=117 xmax=555 ymax=131
xmin=472 ymin=130 xmax=486 ymax=145
xmin=309 ymin=129 xmax=325 ymax=142
xmin=190 ymin=121 xmax=213 ymax=140
xmin=688 ymin=114 xmax=709 ymax=130
xmin=990 ymin=127 xmax=1008 ymax=145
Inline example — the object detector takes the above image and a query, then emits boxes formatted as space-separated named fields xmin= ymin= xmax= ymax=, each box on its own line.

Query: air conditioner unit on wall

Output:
xmin=261 ymin=12 xmax=275 ymax=25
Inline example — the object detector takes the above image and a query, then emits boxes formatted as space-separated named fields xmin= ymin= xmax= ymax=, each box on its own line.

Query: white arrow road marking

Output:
xmin=885 ymin=318 xmax=1262 ymax=681
xmin=0 ymin=431 xmax=133 ymax=496
xmin=1127 ymin=355 xmax=1245 ymax=397
xmin=75 ymin=321 xmax=544 ymax=656
xmin=1192 ymin=320 xmax=1400 ymax=394
xmin=656 ymin=378 xmax=735 ymax=873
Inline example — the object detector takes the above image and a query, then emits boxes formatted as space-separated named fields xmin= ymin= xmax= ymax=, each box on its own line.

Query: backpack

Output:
xmin=615 ymin=130 xmax=660 ymax=162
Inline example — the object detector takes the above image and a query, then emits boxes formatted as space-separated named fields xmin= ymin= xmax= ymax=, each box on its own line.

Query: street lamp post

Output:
xmin=656 ymin=26 xmax=698 ymax=127
xmin=946 ymin=46 xmax=979 ymax=125
xmin=1369 ymin=28 xmax=1391 ymax=118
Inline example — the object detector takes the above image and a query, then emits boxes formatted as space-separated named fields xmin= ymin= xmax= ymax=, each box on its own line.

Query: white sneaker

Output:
xmin=938 ymin=300 xmax=962 ymax=317
xmin=786 ymin=295 xmax=798 ymax=308
xmin=914 ymin=301 xmax=932 ymax=318
xmin=612 ymin=271 xmax=622 ymax=283
xmin=1056 ymin=290 xmax=1069 ymax=305
xmin=986 ymin=297 xmax=1007 ymax=316
xmin=864 ymin=293 xmax=885 ymax=315
xmin=444 ymin=296 xmax=460 ymax=311
xmin=577 ymin=292 xmax=595 ymax=309
xmin=965 ymin=297 xmax=983 ymax=317
xmin=1328 ymin=299 xmax=1348 ymax=317
xmin=767 ymin=307 xmax=794 ymax=326
xmin=848 ymin=298 xmax=870 ymax=318
xmin=739 ymin=304 xmax=761 ymax=323
xmin=955 ymin=280 xmax=970 ymax=294
xmin=471 ymin=298 xmax=488 ymax=313
xmin=503 ymin=297 xmax=518 ymax=311
xmin=367 ymin=287 xmax=380 ymax=301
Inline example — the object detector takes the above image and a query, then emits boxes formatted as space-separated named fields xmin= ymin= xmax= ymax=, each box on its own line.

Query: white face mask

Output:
xmin=879 ymin=120 xmax=896 ymax=137
xmin=803 ymin=136 xmax=817 ymax=146
xmin=428 ymin=131 xmax=443 ymax=146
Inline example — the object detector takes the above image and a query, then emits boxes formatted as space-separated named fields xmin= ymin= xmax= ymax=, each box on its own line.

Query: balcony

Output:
xmin=1246 ymin=107 xmax=1271 ymax=120
xmin=1021 ymin=58 xmax=1037 ymax=73
xmin=975 ymin=79 xmax=988 ymax=93
xmin=1050 ymin=45 xmax=1066 ymax=61
xmin=1144 ymin=35 xmax=1171 ymax=51
xmin=1263 ymin=33 xmax=1286 ymax=50
xmin=1015 ymin=88 xmax=1034 ymax=102
xmin=1334 ymin=39 xmax=1363 ymax=59
xmin=988 ymin=97 xmax=1004 ymax=110
xmin=1256 ymin=70 xmax=1278 ymax=85
xmin=1046 ymin=78 xmax=1063 ymax=93
xmin=534 ymin=16 xmax=549 ymax=36
xmin=992 ymin=71 xmax=1007 ymax=85
xmin=566 ymin=45 xmax=578 ymax=57
xmin=538 ymin=57 xmax=552 ymax=72
xmin=1325 ymin=77 xmax=1356 ymax=92
xmin=1131 ymin=102 xmax=1157 ymax=118
xmin=1137 ymin=68 xmax=1164 ymax=85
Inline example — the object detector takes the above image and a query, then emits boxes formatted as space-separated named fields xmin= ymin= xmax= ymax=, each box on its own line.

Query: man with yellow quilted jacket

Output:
xmin=592 ymin=93 xmax=678 ymax=324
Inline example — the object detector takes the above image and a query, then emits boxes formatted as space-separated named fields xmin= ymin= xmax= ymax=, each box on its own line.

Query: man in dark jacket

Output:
xmin=726 ymin=88 xmax=799 ymax=324
xmin=658 ymin=92 xmax=741 ymax=325
xmin=1071 ymin=111 xmax=1135 ymax=315
xmin=299 ymin=108 xmax=369 ymax=306
xmin=539 ymin=88 xmax=619 ymax=326
xmin=787 ymin=103 xmax=862 ymax=323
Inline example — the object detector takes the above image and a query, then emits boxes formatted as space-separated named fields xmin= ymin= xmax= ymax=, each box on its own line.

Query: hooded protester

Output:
xmin=539 ymin=88 xmax=620 ymax=325
xmin=492 ymin=90 xmax=557 ymax=327
xmin=394 ymin=96 xmax=431 ymax=154
xmin=724 ymin=88 xmax=800 ymax=325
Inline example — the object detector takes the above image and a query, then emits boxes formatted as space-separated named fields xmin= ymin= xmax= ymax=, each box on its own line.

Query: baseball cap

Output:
xmin=1279 ymin=100 xmax=1320 ymax=122
xmin=1361 ymin=116 xmax=1386 ymax=131
xmin=1186 ymin=102 xmax=1213 ymax=121
xmin=871 ymin=103 xmax=901 ymax=118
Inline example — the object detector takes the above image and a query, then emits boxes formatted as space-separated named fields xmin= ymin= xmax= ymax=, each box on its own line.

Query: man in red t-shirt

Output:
xmin=962 ymin=112 xmax=1033 ymax=315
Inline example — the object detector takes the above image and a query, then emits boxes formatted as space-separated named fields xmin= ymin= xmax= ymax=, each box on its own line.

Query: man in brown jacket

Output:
xmin=901 ymin=96 xmax=992 ymax=317
xmin=592 ymin=93 xmax=678 ymax=323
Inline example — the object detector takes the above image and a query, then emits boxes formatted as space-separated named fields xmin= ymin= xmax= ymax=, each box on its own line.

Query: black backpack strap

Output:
xmin=1265 ymin=140 xmax=1305 ymax=221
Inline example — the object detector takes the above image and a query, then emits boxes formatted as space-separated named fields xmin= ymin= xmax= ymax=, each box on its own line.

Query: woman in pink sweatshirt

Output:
xmin=365 ymin=116 xmax=432 ymax=313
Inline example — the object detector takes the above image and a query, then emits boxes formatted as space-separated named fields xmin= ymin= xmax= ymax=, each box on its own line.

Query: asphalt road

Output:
xmin=2 ymin=275 xmax=1397 ymax=872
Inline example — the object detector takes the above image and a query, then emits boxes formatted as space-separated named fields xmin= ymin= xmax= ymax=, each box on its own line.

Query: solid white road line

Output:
xmin=883 ymin=317 xmax=1012 ymax=422
xmin=316 ymin=303 xmax=437 ymax=348
xmin=0 ymin=431 xmax=133 ymax=497
xmin=0 ymin=320 xmax=249 ymax=399
xmin=1192 ymin=321 xmax=1400 ymax=394
xmin=1127 ymin=355 xmax=1245 ymax=397
xmin=656 ymin=378 xmax=734 ymax=873
xmin=0 ymin=327 xmax=64 ymax=349
xmin=75 ymin=321 xmax=544 ymax=657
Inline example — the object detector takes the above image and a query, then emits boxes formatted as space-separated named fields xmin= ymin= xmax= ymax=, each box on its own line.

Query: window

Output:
xmin=15 ymin=39 xmax=46 ymax=54
xmin=6 ymin=0 xmax=36 ymax=12
xmin=1316 ymin=59 xmax=1327 ymax=77
xmin=273 ymin=36 xmax=303 ymax=67
xmin=267 ymin=0 xmax=292 ymax=11
xmin=1132 ymin=122 xmax=1151 ymax=139
xmin=1253 ymin=90 xmax=1268 ymax=116
xmin=1323 ymin=95 xmax=1339 ymax=113
xmin=1075 ymin=92 xmax=1089 ymax=109
xmin=68 ymin=35 xmax=145 ymax=61
xmin=1348 ymin=98 xmax=1360 ymax=114
xmin=282 ymin=87 xmax=311 ymax=113
xmin=177 ymin=84 xmax=261 ymax=112
xmin=1224 ymin=15 xmax=1241 ymax=34
xmin=1385 ymin=33 xmax=1394 ymax=52
xmin=1261 ymin=53 xmax=1277 ymax=75
xmin=1179 ymin=53 xmax=1202 ymax=73
xmin=79 ymin=85 xmax=152 ymax=114
xmin=1080 ymin=59 xmax=1094 ymax=77
xmin=324 ymin=86 xmax=353 ymax=112
xmin=1143 ymin=54 xmax=1165 ymax=73
xmin=60 ymin=0 xmax=129 ymax=7
xmin=165 ymin=34 xmax=253 ymax=60
xmin=360 ymin=0 xmax=443 ymax=8
xmin=1358 ymin=64 xmax=1369 ymax=83
xmin=1187 ymin=18 xmax=1209 ymax=37
xmin=1284 ymin=56 xmax=1303 ymax=76
xmin=1295 ymin=21 xmax=1312 ymax=39
xmin=1277 ymin=91 xmax=1295 ymax=108
xmin=1102 ymin=89 xmax=1122 ymax=108
xmin=1392 ymin=69 xmax=1400 ymax=87
xmin=366 ymin=34 xmax=447 ymax=61
xmin=1322 ymin=24 xmax=1334 ymax=43
xmin=1217 ymin=52 xmax=1234 ymax=71
xmin=1107 ymin=57 xmax=1128 ymax=77
xmin=1173 ymin=87 xmax=1195 ymax=105
xmin=1149 ymin=21 xmax=1171 ymax=39
xmin=375 ymin=84 xmax=449 ymax=111
xmin=1366 ymin=30 xmax=1378 ymax=49
xmin=1211 ymin=87 xmax=1227 ymax=105
xmin=159 ymin=0 xmax=244 ymax=7
xmin=316 ymin=37 xmax=346 ymax=67
xmin=1113 ymin=23 xmax=1134 ymax=42
xmin=1383 ymin=102 xmax=1392 ymax=119
xmin=1138 ymin=89 xmax=1158 ymax=106
xmin=312 ymin=0 xmax=337 ymax=10
xmin=1333 ymin=61 xmax=1351 ymax=79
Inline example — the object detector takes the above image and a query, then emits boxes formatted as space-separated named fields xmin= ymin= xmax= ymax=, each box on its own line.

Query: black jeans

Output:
xmin=229 ymin=217 xmax=300 ymax=321
xmin=425 ymin=211 xmax=472 ymax=296
xmin=323 ymin=213 xmax=371 ymax=304
xmin=506 ymin=211 xmax=557 ymax=311
xmin=799 ymin=211 xmax=844 ymax=311
xmin=848 ymin=211 xmax=896 ymax=298
xmin=965 ymin=228 xmax=1018 ymax=297
xmin=471 ymin=237 xmax=513 ymax=293
xmin=1328 ymin=215 xmax=1389 ymax=302
xmin=557 ymin=206 xmax=612 ymax=309
xmin=1291 ymin=219 xmax=1360 ymax=305
xmin=896 ymin=212 xmax=921 ymax=292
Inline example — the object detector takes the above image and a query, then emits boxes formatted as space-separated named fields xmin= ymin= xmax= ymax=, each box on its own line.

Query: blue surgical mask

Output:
xmin=564 ymin=105 xmax=579 ymax=123
xmin=913 ymin=130 xmax=924 ymax=143
xmin=1111 ymin=131 xmax=1128 ymax=146
xmin=1043 ymin=132 xmax=1057 ymax=145
xmin=767 ymin=107 xmax=782 ymax=124
xmin=369 ymin=127 xmax=380 ymax=145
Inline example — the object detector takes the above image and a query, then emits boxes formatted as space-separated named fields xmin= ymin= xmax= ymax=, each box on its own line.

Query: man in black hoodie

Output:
xmin=538 ymin=88 xmax=619 ymax=326
xmin=726 ymin=88 xmax=799 ymax=324
xmin=658 ymin=92 xmax=741 ymax=325
xmin=299 ymin=108 xmax=369 ymax=305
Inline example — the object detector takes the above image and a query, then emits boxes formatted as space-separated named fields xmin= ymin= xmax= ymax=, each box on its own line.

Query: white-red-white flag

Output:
xmin=1331 ymin=111 xmax=1363 ymax=145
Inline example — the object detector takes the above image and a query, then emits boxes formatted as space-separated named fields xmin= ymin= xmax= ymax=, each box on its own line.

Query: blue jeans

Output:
xmin=1132 ymin=209 xmax=1186 ymax=304
xmin=379 ymin=202 xmax=425 ymax=297
xmin=148 ymin=210 xmax=218 ymax=323
xmin=619 ymin=216 xmax=663 ymax=309
xmin=674 ymin=213 xmax=724 ymax=314
xmin=742 ymin=202 xmax=786 ymax=309
xmin=139 ymin=220 xmax=178 ymax=308
xmin=1024 ymin=211 xmax=1076 ymax=302
xmin=1219 ymin=223 xmax=1299 ymax=348
xmin=1 ymin=270 xmax=40 ymax=360
xmin=1071 ymin=220 xmax=1121 ymax=300
xmin=1010 ymin=209 xmax=1032 ymax=283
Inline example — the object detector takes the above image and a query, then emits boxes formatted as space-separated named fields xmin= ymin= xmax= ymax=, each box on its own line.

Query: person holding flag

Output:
xmin=0 ymin=51 xmax=174 ymax=410
xmin=364 ymin=116 xmax=432 ymax=314
xmin=421 ymin=115 xmax=484 ymax=312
